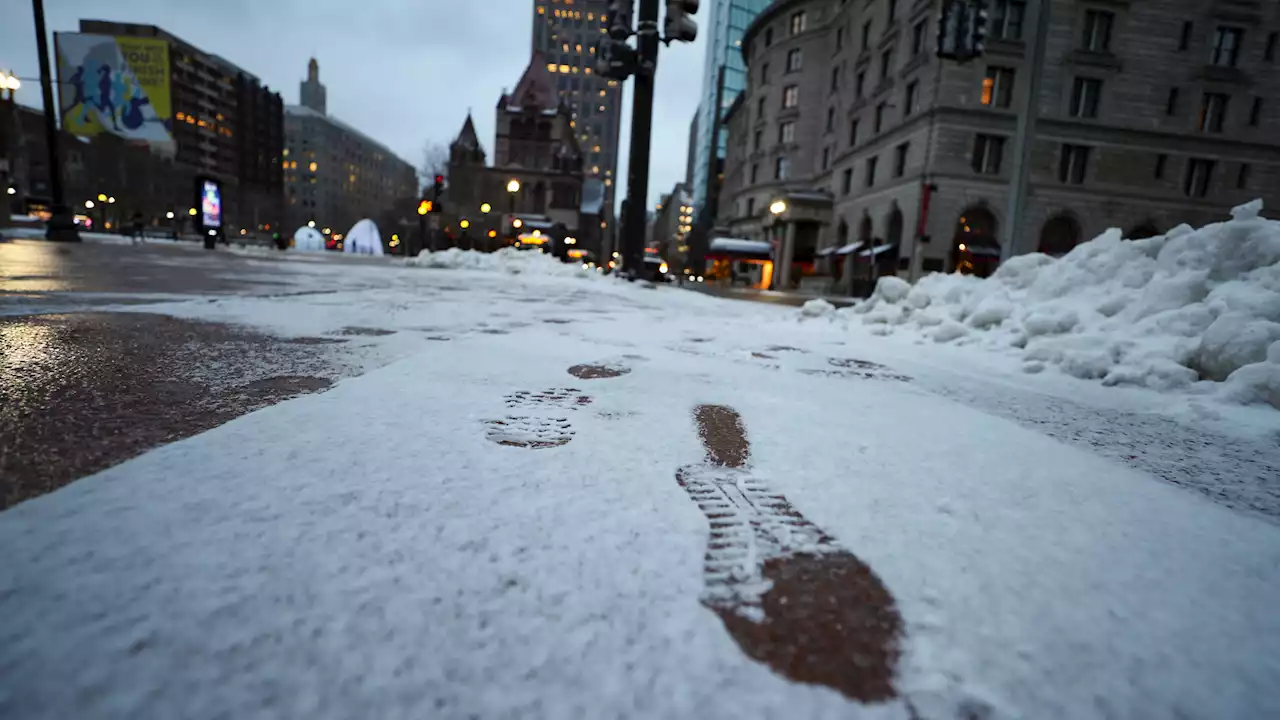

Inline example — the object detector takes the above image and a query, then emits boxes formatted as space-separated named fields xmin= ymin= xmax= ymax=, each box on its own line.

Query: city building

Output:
xmin=283 ymin=59 xmax=417 ymax=241
xmin=444 ymin=54 xmax=603 ymax=259
xmin=718 ymin=0 xmax=1280 ymax=294
xmin=77 ymin=20 xmax=285 ymax=233
xmin=651 ymin=182 xmax=696 ymax=270
xmin=531 ymin=0 xmax=621 ymax=224
xmin=691 ymin=0 xmax=773 ymax=213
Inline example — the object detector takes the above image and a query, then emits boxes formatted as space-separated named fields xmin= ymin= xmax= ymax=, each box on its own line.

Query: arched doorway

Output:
xmin=832 ymin=220 xmax=848 ymax=280
xmin=885 ymin=206 xmax=904 ymax=246
xmin=1127 ymin=221 xmax=1160 ymax=240
xmin=858 ymin=214 xmax=873 ymax=243
xmin=951 ymin=206 xmax=1000 ymax=277
xmin=1038 ymin=214 xmax=1081 ymax=256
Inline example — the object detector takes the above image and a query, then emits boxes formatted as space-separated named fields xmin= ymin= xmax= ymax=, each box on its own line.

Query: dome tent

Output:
xmin=293 ymin=226 xmax=326 ymax=252
xmin=344 ymin=219 xmax=384 ymax=256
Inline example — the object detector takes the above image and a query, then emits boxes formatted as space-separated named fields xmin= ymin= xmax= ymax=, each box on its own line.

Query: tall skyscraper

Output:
xmin=530 ymin=0 xmax=620 ymax=220
xmin=690 ymin=0 xmax=771 ymax=212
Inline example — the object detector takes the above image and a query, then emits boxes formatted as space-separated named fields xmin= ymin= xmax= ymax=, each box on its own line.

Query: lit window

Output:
xmin=309 ymin=161 xmax=318 ymax=171
xmin=584 ymin=67 xmax=592 ymax=74
xmin=592 ymin=165 xmax=600 ymax=173
xmin=538 ymin=6 xmax=545 ymax=14
xmin=561 ymin=64 xmax=570 ymax=72
xmin=563 ymin=43 xmax=570 ymax=51
xmin=599 ymin=89 xmax=607 ymax=97
xmin=587 ymin=12 xmax=593 ymax=19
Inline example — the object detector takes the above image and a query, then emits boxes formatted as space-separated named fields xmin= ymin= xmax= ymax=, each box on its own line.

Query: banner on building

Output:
xmin=55 ymin=33 xmax=173 ymax=147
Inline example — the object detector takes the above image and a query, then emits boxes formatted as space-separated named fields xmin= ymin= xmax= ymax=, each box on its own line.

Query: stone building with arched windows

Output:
xmin=718 ymin=0 xmax=1280 ymax=294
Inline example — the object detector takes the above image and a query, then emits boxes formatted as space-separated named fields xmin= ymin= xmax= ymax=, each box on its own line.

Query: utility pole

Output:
xmin=1000 ymin=0 xmax=1050 ymax=261
xmin=621 ymin=0 xmax=660 ymax=278
xmin=31 ymin=0 xmax=79 ymax=241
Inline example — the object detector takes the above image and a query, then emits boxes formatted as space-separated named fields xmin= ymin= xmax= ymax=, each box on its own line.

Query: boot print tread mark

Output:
xmin=678 ymin=404 xmax=904 ymax=703
xmin=484 ymin=388 xmax=591 ymax=449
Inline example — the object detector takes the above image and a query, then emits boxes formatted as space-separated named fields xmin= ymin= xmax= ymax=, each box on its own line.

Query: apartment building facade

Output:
xmin=719 ymin=0 xmax=1280 ymax=292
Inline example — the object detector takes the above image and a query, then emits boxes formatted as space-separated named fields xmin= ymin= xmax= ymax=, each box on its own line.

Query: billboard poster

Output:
xmin=198 ymin=178 xmax=223 ymax=229
xmin=55 ymin=33 xmax=173 ymax=147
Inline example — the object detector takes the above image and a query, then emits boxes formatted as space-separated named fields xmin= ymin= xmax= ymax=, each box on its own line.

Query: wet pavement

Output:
xmin=0 ymin=240 xmax=392 ymax=509
xmin=0 ymin=312 xmax=345 ymax=510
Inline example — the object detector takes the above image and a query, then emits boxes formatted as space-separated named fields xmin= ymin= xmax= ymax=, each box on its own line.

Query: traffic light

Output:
xmin=607 ymin=0 xmax=634 ymax=40
xmin=664 ymin=0 xmax=699 ymax=44
xmin=595 ymin=37 xmax=637 ymax=80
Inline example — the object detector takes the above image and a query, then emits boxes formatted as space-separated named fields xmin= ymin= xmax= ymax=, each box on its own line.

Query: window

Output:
xmin=826 ymin=106 xmax=836 ymax=132
xmin=887 ymin=0 xmax=897 ymax=22
xmin=1059 ymin=144 xmax=1090 ymax=184
xmin=786 ymin=48 xmax=802 ymax=72
xmin=894 ymin=142 xmax=909 ymax=177
xmin=830 ymin=66 xmax=840 ymax=93
xmin=1070 ymin=77 xmax=1101 ymax=118
xmin=912 ymin=20 xmax=927 ymax=55
xmin=1081 ymin=10 xmax=1114 ymax=52
xmin=880 ymin=49 xmax=894 ymax=81
xmin=861 ymin=21 xmax=872 ymax=50
xmin=836 ymin=27 xmax=845 ymax=51
xmin=1179 ymin=22 xmax=1192 ymax=51
xmin=1266 ymin=32 xmax=1277 ymax=62
xmin=875 ymin=102 xmax=887 ymax=132
xmin=747 ymin=197 xmax=756 ymax=215
xmin=750 ymin=163 xmax=759 ymax=183
xmin=1211 ymin=27 xmax=1243 ymax=67
xmin=1184 ymin=158 xmax=1214 ymax=197
xmin=1237 ymin=163 xmax=1250 ymax=189
xmin=866 ymin=156 xmax=878 ymax=187
xmin=822 ymin=147 xmax=831 ymax=170
xmin=981 ymin=67 xmax=1015 ymax=107
xmin=776 ymin=156 xmax=791 ymax=179
xmin=782 ymin=85 xmax=799 ymax=108
xmin=1198 ymin=92 xmax=1228 ymax=132
xmin=842 ymin=168 xmax=853 ymax=194
xmin=904 ymin=81 xmax=918 ymax=115
xmin=779 ymin=121 xmax=795 ymax=143
xmin=765 ymin=27 xmax=774 ymax=46
xmin=991 ymin=0 xmax=1026 ymax=40
xmin=849 ymin=118 xmax=859 ymax=145
xmin=1166 ymin=88 xmax=1179 ymax=116
xmin=760 ymin=62 xmax=769 ymax=84
xmin=1250 ymin=97 xmax=1262 ymax=126
xmin=753 ymin=129 xmax=763 ymax=150
xmin=855 ymin=71 xmax=866 ymax=97
xmin=790 ymin=11 xmax=806 ymax=35
xmin=972 ymin=134 xmax=1005 ymax=174
xmin=757 ymin=96 xmax=766 ymax=118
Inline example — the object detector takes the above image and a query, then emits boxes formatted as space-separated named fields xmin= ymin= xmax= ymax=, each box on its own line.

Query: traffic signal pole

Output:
xmin=621 ymin=0 xmax=660 ymax=278
xmin=1000 ymin=0 xmax=1051 ymax=261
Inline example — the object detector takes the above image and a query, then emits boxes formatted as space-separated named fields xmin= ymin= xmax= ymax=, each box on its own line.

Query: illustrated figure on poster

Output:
xmin=62 ymin=66 xmax=92 ymax=124
xmin=120 ymin=71 xmax=150 ymax=130
xmin=96 ymin=64 xmax=119 ymax=131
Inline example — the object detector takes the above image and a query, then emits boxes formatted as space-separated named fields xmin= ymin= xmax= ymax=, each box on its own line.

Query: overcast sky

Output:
xmin=2 ymin=0 xmax=707 ymax=213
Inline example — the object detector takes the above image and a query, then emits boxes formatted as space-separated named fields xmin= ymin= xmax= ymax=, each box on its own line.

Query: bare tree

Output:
xmin=419 ymin=142 xmax=449 ymax=191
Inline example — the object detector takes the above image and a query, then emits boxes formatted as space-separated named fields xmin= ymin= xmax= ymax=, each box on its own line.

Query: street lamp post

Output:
xmin=506 ymin=179 xmax=520 ymax=243
xmin=31 ymin=0 xmax=80 ymax=241
xmin=0 ymin=70 xmax=19 ymax=230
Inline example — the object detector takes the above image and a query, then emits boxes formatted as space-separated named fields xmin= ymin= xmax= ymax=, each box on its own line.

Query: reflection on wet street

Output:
xmin=0 ymin=312 xmax=344 ymax=509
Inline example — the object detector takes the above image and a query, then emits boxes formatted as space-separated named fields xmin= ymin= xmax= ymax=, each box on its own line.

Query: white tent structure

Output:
xmin=293 ymin=226 xmax=326 ymax=252
xmin=344 ymin=219 xmax=384 ymax=256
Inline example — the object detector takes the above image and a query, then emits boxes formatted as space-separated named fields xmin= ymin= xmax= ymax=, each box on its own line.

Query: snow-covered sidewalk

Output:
xmin=2 ymin=257 xmax=1278 ymax=719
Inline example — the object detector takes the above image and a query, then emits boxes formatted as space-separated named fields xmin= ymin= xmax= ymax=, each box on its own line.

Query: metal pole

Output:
xmin=622 ymin=0 xmax=659 ymax=277
xmin=1000 ymin=0 xmax=1050 ymax=261
xmin=31 ymin=0 xmax=80 ymax=241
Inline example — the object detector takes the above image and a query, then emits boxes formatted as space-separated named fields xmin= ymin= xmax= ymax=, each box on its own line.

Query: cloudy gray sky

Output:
xmin=2 ymin=0 xmax=707 ymax=212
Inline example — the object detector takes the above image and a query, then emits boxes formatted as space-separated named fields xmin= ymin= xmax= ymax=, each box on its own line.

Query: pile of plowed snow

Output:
xmin=407 ymin=247 xmax=597 ymax=278
xmin=843 ymin=200 xmax=1280 ymax=408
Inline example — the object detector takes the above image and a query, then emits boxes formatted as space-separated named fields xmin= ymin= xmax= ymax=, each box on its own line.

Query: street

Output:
xmin=2 ymin=239 xmax=1279 ymax=719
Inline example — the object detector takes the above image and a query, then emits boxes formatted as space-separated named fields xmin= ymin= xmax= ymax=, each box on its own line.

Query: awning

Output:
xmin=857 ymin=243 xmax=897 ymax=258
xmin=815 ymin=246 xmax=837 ymax=257
xmin=834 ymin=241 xmax=866 ymax=255
xmin=709 ymin=237 xmax=772 ymax=255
